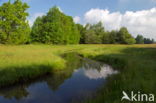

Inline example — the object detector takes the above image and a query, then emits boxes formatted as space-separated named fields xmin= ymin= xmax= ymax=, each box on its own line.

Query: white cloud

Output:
xmin=85 ymin=9 xmax=122 ymax=30
xmin=57 ymin=6 xmax=63 ymax=13
xmin=73 ymin=16 xmax=81 ymax=23
xmin=28 ymin=13 xmax=45 ymax=27
xmin=85 ymin=65 xmax=118 ymax=80
xmin=84 ymin=8 xmax=156 ymax=39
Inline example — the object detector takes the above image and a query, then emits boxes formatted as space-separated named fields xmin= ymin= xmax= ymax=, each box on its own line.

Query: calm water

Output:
xmin=0 ymin=53 xmax=118 ymax=103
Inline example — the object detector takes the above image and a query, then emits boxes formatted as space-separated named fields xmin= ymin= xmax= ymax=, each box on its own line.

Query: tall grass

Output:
xmin=0 ymin=45 xmax=66 ymax=87
xmin=0 ymin=44 xmax=156 ymax=103
xmin=78 ymin=44 xmax=156 ymax=103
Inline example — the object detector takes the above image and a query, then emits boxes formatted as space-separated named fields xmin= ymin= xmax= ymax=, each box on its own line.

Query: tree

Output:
xmin=76 ymin=24 xmax=86 ymax=44
xmin=30 ymin=16 xmax=44 ymax=43
xmin=125 ymin=38 xmax=136 ymax=44
xmin=102 ymin=31 xmax=110 ymax=44
xmin=144 ymin=38 xmax=154 ymax=44
xmin=135 ymin=34 xmax=144 ymax=44
xmin=0 ymin=0 xmax=30 ymax=44
xmin=152 ymin=39 xmax=155 ymax=43
xmin=117 ymin=27 xmax=136 ymax=44
xmin=85 ymin=29 xmax=102 ymax=44
xmin=108 ymin=30 xmax=118 ymax=44
xmin=31 ymin=6 xmax=80 ymax=44
xmin=84 ymin=22 xmax=104 ymax=44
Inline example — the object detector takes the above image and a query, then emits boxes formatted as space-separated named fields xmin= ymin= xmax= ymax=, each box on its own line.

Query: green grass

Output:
xmin=78 ymin=44 xmax=156 ymax=103
xmin=0 ymin=44 xmax=156 ymax=103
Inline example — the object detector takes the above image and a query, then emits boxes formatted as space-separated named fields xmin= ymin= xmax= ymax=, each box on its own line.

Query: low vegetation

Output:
xmin=0 ymin=44 xmax=156 ymax=103
xmin=79 ymin=44 xmax=156 ymax=103
xmin=0 ymin=45 xmax=67 ymax=87
xmin=0 ymin=1 xmax=155 ymax=103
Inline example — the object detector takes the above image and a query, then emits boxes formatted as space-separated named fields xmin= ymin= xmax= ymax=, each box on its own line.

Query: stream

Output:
xmin=0 ymin=53 xmax=118 ymax=103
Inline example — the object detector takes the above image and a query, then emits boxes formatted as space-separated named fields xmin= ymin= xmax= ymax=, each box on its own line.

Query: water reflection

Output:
xmin=84 ymin=65 xmax=118 ymax=79
xmin=0 ymin=53 xmax=118 ymax=103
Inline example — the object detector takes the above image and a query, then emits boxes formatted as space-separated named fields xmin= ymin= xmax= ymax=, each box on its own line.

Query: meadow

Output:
xmin=0 ymin=44 xmax=156 ymax=103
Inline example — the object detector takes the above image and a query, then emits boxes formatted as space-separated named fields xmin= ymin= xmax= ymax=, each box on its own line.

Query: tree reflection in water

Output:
xmin=0 ymin=53 xmax=118 ymax=103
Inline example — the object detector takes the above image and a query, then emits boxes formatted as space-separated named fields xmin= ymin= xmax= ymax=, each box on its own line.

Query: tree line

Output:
xmin=77 ymin=22 xmax=155 ymax=44
xmin=0 ymin=0 xmax=155 ymax=45
xmin=135 ymin=35 xmax=154 ymax=44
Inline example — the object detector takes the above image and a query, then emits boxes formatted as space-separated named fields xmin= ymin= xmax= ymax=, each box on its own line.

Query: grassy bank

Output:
xmin=0 ymin=45 xmax=67 ymax=87
xmin=0 ymin=44 xmax=156 ymax=103
xmin=78 ymin=44 xmax=156 ymax=103
xmin=0 ymin=44 xmax=88 ymax=87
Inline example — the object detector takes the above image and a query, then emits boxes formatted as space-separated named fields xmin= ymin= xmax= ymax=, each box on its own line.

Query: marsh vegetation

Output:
xmin=0 ymin=44 xmax=156 ymax=103
xmin=0 ymin=1 xmax=156 ymax=103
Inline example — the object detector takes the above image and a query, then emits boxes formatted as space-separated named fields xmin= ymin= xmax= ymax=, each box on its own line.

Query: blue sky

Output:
xmin=20 ymin=0 xmax=156 ymax=18
xmin=25 ymin=0 xmax=118 ymax=17
xmin=0 ymin=0 xmax=156 ymax=39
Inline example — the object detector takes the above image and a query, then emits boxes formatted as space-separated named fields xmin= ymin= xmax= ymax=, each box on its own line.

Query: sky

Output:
xmin=0 ymin=0 xmax=156 ymax=39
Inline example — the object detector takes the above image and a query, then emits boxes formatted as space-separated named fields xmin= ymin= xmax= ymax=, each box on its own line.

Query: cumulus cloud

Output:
xmin=84 ymin=8 xmax=156 ymax=39
xmin=85 ymin=65 xmax=118 ymax=80
xmin=73 ymin=16 xmax=81 ymax=23
xmin=28 ymin=13 xmax=45 ymax=27
xmin=85 ymin=9 xmax=122 ymax=30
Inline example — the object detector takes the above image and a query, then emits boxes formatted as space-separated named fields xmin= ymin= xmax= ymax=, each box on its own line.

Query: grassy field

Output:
xmin=0 ymin=44 xmax=156 ymax=103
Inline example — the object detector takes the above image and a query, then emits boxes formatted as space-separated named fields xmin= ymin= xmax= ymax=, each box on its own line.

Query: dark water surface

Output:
xmin=0 ymin=53 xmax=118 ymax=103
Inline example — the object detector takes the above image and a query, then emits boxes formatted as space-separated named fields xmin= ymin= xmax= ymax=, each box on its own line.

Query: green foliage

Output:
xmin=85 ymin=29 xmax=101 ymax=44
xmin=135 ymin=34 xmax=144 ymax=44
xmin=30 ymin=17 xmax=44 ymax=42
xmin=108 ymin=30 xmax=118 ymax=44
xmin=101 ymin=31 xmax=110 ymax=44
xmin=117 ymin=27 xmax=136 ymax=44
xmin=31 ymin=6 xmax=80 ymax=44
xmin=84 ymin=22 xmax=104 ymax=44
xmin=125 ymin=37 xmax=136 ymax=44
xmin=135 ymin=34 xmax=154 ymax=44
xmin=0 ymin=0 xmax=30 ymax=44
xmin=144 ymin=38 xmax=154 ymax=44
xmin=78 ymin=22 xmax=136 ymax=44
xmin=76 ymin=24 xmax=86 ymax=44
xmin=0 ymin=0 xmax=152 ymax=45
